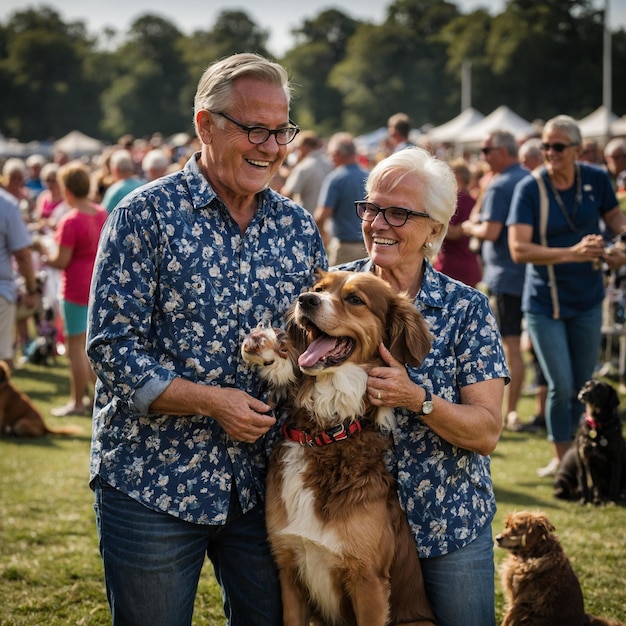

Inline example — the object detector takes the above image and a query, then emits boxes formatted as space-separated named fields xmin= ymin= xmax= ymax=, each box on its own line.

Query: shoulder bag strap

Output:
xmin=532 ymin=168 xmax=560 ymax=319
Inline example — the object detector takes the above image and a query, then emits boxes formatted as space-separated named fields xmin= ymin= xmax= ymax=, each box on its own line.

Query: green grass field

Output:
xmin=1 ymin=358 xmax=625 ymax=625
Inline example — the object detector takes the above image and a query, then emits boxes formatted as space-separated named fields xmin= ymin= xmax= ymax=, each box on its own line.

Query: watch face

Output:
xmin=422 ymin=401 xmax=434 ymax=415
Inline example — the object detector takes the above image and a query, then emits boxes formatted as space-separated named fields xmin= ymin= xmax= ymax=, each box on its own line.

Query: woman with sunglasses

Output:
xmin=338 ymin=147 xmax=509 ymax=626
xmin=508 ymin=114 xmax=625 ymax=477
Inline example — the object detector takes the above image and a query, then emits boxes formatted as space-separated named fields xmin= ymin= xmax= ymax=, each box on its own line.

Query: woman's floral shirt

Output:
xmin=338 ymin=258 xmax=509 ymax=557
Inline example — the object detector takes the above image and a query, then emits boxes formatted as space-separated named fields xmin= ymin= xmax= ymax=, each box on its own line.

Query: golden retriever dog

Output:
xmin=242 ymin=270 xmax=436 ymax=626
xmin=496 ymin=511 xmax=624 ymax=626
xmin=0 ymin=361 xmax=82 ymax=437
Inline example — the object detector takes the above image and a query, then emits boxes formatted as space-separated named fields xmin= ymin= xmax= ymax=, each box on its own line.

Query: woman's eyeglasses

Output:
xmin=540 ymin=142 xmax=578 ymax=153
xmin=209 ymin=110 xmax=300 ymax=145
xmin=354 ymin=201 xmax=430 ymax=227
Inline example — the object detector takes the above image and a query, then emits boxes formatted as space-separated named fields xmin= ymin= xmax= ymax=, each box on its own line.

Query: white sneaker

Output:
xmin=505 ymin=411 xmax=522 ymax=432
xmin=536 ymin=457 xmax=560 ymax=478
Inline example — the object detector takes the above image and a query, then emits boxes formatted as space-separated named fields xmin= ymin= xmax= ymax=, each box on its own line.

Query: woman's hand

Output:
xmin=571 ymin=234 xmax=605 ymax=263
xmin=367 ymin=344 xmax=424 ymax=412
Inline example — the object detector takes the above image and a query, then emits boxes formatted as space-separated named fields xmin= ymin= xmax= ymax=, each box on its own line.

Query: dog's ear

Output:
xmin=608 ymin=387 xmax=620 ymax=411
xmin=0 ymin=360 xmax=9 ymax=382
xmin=387 ymin=295 xmax=432 ymax=367
xmin=533 ymin=513 xmax=555 ymax=539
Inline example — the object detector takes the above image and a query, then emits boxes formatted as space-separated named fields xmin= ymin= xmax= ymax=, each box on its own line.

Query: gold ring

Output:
xmin=377 ymin=392 xmax=382 ymax=400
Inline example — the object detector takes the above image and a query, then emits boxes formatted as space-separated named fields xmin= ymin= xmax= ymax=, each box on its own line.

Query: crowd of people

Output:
xmin=2 ymin=51 xmax=626 ymax=626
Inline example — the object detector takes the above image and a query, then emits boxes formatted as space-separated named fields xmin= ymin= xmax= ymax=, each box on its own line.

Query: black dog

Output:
xmin=553 ymin=380 xmax=626 ymax=505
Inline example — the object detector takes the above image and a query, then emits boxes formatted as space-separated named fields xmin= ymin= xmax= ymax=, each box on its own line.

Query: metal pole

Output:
xmin=603 ymin=0 xmax=612 ymax=136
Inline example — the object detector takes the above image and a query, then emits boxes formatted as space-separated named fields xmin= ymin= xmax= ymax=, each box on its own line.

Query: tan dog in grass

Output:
xmin=0 ymin=361 xmax=82 ymax=437
xmin=496 ymin=511 xmax=624 ymax=626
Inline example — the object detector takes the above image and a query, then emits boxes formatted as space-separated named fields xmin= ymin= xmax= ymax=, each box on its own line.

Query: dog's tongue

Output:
xmin=298 ymin=335 xmax=338 ymax=368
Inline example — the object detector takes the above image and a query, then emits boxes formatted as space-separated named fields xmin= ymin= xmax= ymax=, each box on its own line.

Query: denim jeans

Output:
xmin=420 ymin=525 xmax=496 ymax=626
xmin=526 ymin=303 xmax=602 ymax=443
xmin=93 ymin=477 xmax=282 ymax=626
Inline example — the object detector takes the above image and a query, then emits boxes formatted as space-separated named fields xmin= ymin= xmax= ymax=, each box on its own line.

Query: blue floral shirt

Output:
xmin=87 ymin=153 xmax=328 ymax=524
xmin=337 ymin=259 xmax=509 ymax=557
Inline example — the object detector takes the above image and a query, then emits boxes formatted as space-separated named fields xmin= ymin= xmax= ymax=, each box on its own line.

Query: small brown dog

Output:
xmin=0 ymin=361 xmax=82 ymax=437
xmin=496 ymin=511 xmax=624 ymax=626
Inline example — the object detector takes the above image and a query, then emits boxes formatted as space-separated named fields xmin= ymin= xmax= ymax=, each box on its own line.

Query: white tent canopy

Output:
xmin=54 ymin=130 xmax=104 ymax=157
xmin=456 ymin=105 xmax=537 ymax=144
xmin=577 ymin=105 xmax=619 ymax=139
xmin=427 ymin=107 xmax=484 ymax=143
xmin=611 ymin=117 xmax=626 ymax=138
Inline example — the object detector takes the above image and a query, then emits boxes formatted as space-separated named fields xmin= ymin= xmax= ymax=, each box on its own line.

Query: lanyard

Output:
xmin=546 ymin=164 xmax=582 ymax=232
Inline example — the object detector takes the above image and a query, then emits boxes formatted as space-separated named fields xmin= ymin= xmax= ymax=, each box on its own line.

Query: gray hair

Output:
xmin=518 ymin=137 xmax=543 ymax=161
xmin=605 ymin=137 xmax=626 ymax=158
xmin=110 ymin=149 xmax=134 ymax=173
xmin=543 ymin=115 xmax=582 ymax=146
xmin=40 ymin=162 xmax=59 ymax=182
xmin=2 ymin=158 xmax=26 ymax=178
xmin=142 ymin=149 xmax=169 ymax=172
xmin=366 ymin=147 xmax=457 ymax=258
xmin=193 ymin=53 xmax=292 ymax=135
xmin=488 ymin=129 xmax=518 ymax=157
xmin=327 ymin=132 xmax=356 ymax=158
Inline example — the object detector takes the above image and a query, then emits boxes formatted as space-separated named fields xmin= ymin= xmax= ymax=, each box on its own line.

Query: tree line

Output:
xmin=1 ymin=0 xmax=625 ymax=143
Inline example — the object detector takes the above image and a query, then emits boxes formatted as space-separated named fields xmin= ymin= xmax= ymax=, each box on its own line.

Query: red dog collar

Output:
xmin=282 ymin=420 xmax=362 ymax=447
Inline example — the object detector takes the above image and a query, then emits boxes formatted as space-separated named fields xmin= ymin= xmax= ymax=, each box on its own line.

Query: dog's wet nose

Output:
xmin=298 ymin=293 xmax=321 ymax=308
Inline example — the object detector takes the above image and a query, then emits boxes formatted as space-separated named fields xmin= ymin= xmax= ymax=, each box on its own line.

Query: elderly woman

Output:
xmin=338 ymin=147 xmax=509 ymax=626
xmin=508 ymin=115 xmax=626 ymax=477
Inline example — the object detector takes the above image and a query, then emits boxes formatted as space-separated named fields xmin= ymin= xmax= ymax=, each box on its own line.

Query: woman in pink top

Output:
xmin=43 ymin=162 xmax=108 ymax=416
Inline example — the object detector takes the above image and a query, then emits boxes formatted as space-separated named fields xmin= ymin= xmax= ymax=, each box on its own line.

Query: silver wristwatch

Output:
xmin=416 ymin=386 xmax=434 ymax=416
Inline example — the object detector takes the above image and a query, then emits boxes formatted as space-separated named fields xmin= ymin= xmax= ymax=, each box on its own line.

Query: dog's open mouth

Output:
xmin=298 ymin=322 xmax=354 ymax=370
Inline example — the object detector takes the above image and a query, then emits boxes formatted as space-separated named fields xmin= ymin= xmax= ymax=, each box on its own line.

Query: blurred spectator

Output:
xmin=25 ymin=154 xmax=47 ymax=198
xmin=41 ymin=162 xmax=108 ymax=416
xmin=579 ymin=138 xmax=602 ymax=164
xmin=315 ymin=132 xmax=368 ymax=264
xmin=518 ymin=137 xmax=544 ymax=171
xmin=280 ymin=130 xmax=332 ymax=213
xmin=387 ymin=112 xmax=416 ymax=152
xmin=461 ymin=130 xmax=529 ymax=432
xmin=604 ymin=137 xmax=626 ymax=210
xmin=433 ymin=158 xmax=482 ymax=287
xmin=35 ymin=163 xmax=65 ymax=229
xmin=0 ymin=187 xmax=38 ymax=371
xmin=141 ymin=149 xmax=170 ymax=181
xmin=2 ymin=158 xmax=33 ymax=224
xmin=101 ymin=149 xmax=144 ymax=213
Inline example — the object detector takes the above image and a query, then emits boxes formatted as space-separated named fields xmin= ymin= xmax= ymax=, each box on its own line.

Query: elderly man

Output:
xmin=87 ymin=53 xmax=328 ymax=626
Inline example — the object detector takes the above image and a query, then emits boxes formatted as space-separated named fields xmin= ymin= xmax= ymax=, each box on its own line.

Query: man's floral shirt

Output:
xmin=338 ymin=259 xmax=509 ymax=557
xmin=87 ymin=154 xmax=328 ymax=524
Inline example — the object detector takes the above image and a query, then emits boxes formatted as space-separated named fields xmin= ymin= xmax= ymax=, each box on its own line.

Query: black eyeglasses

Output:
xmin=354 ymin=201 xmax=430 ymax=227
xmin=209 ymin=110 xmax=300 ymax=145
xmin=540 ymin=142 xmax=578 ymax=153
xmin=480 ymin=146 xmax=499 ymax=155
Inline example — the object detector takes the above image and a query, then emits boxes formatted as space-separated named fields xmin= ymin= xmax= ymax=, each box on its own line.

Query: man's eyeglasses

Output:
xmin=354 ymin=201 xmax=430 ymax=227
xmin=209 ymin=110 xmax=300 ymax=145
xmin=540 ymin=142 xmax=578 ymax=153
xmin=480 ymin=146 xmax=499 ymax=155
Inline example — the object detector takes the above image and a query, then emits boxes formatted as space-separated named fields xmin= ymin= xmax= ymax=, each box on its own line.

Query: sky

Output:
xmin=1 ymin=0 xmax=624 ymax=56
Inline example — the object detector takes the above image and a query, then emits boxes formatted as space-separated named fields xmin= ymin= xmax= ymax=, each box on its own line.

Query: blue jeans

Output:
xmin=420 ymin=525 xmax=496 ymax=626
xmin=93 ymin=477 xmax=282 ymax=626
xmin=526 ymin=304 xmax=602 ymax=443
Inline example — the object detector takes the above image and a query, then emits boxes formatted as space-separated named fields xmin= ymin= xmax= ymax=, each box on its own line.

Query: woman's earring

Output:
xmin=423 ymin=241 xmax=433 ymax=250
